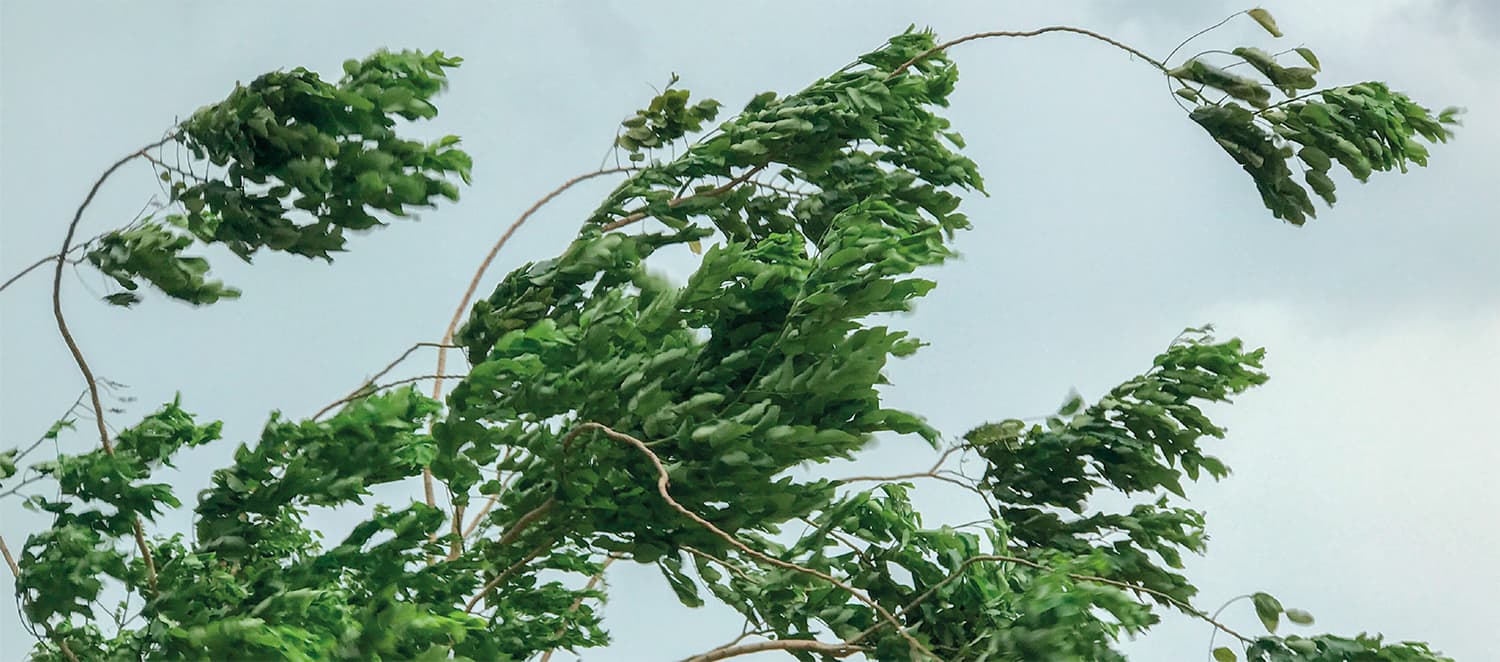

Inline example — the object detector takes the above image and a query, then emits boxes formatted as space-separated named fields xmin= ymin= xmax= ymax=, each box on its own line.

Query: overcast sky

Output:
xmin=2 ymin=1 xmax=1496 ymax=660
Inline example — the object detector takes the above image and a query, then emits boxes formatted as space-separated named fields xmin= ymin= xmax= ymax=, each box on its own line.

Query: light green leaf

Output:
xmin=1248 ymin=8 xmax=1283 ymax=37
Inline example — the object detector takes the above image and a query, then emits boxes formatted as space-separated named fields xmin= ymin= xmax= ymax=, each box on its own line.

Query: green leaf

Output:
xmin=1294 ymin=47 xmax=1321 ymax=71
xmin=1286 ymin=608 xmax=1316 ymax=625
xmin=1248 ymin=8 xmax=1283 ymax=37
xmin=1252 ymin=592 xmax=1284 ymax=633
xmin=1213 ymin=647 xmax=1238 ymax=662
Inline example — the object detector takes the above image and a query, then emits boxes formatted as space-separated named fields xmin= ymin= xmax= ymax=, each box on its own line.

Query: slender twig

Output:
xmin=600 ymin=164 xmax=767 ymax=232
xmin=464 ymin=540 xmax=552 ymax=613
xmin=1163 ymin=11 xmax=1246 ymax=67
xmin=1254 ymin=88 xmax=1327 ymax=116
xmin=312 ymin=343 xmax=459 ymax=419
xmin=567 ymin=422 xmax=935 ymax=660
xmin=0 ymin=225 xmax=126 ymax=296
xmin=52 ymin=135 xmax=175 ymax=592
xmin=890 ymin=26 xmax=1167 ymax=79
xmin=1207 ymin=593 xmax=1255 ymax=657
xmin=0 ymin=473 xmax=48 ymax=500
xmin=313 ymin=374 xmax=465 ymax=419
xmin=684 ymin=639 xmax=864 ymax=662
xmin=836 ymin=446 xmax=963 ymax=485
xmin=11 ymin=389 xmax=89 ymax=465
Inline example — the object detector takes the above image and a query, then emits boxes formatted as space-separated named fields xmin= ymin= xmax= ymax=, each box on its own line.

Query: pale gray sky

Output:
xmin=2 ymin=1 xmax=1496 ymax=660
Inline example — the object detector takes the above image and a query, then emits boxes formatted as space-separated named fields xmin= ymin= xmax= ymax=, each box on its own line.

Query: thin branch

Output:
xmin=890 ymin=26 xmax=1167 ymax=79
xmin=600 ymin=164 xmax=767 ymax=232
xmin=312 ymin=343 xmax=459 ymax=420
xmin=0 ymin=473 xmax=49 ymax=500
xmin=0 ymin=225 xmax=125 ymax=296
xmin=836 ymin=446 xmax=963 ymax=485
xmin=1163 ymin=10 xmax=1247 ymax=66
xmin=11 ymin=389 xmax=90 ymax=465
xmin=568 ymin=422 xmax=936 ymax=660
xmin=464 ymin=540 xmax=552 ymax=613
xmin=52 ymin=135 xmax=175 ymax=592
xmin=313 ymin=374 xmax=465 ymax=419
xmin=0 ymin=534 xmax=18 ymax=576
xmin=684 ymin=639 xmax=864 ymax=662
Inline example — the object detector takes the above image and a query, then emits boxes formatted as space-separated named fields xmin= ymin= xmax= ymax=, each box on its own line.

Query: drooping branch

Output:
xmin=890 ymin=26 xmax=1167 ymax=79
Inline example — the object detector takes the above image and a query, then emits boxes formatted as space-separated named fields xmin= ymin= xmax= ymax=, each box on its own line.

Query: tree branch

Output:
xmin=890 ymin=26 xmax=1167 ymax=79
xmin=428 ymin=166 xmax=635 ymax=520
xmin=683 ymin=639 xmax=864 ymax=662
xmin=51 ymin=135 xmax=175 ymax=592
xmin=600 ymin=164 xmax=767 ymax=232
xmin=313 ymin=344 xmax=460 ymax=420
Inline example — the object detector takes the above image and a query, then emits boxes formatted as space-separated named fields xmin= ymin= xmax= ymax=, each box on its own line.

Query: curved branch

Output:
xmin=51 ymin=135 xmax=175 ymax=591
xmin=890 ymin=26 xmax=1167 ymax=79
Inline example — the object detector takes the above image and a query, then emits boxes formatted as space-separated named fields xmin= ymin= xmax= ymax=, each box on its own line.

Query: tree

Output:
xmin=0 ymin=8 xmax=1463 ymax=661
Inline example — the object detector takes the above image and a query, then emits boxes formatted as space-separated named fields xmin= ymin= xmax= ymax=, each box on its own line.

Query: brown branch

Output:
xmin=313 ymin=343 xmax=459 ymax=420
xmin=836 ymin=446 xmax=964 ymax=485
xmin=463 ymin=540 xmax=552 ymax=613
xmin=848 ymin=553 xmax=1254 ymax=647
xmin=493 ymin=497 xmax=557 ymax=549
xmin=600 ymin=164 xmax=767 ymax=232
xmin=51 ymin=135 xmax=175 ymax=592
xmin=0 ymin=533 xmax=18 ymax=576
xmin=569 ymin=422 xmax=936 ymax=660
xmin=684 ymin=639 xmax=864 ymax=662
xmin=890 ymin=26 xmax=1167 ymax=79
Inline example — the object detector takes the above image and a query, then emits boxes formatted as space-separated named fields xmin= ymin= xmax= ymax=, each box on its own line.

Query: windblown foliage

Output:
xmin=4 ymin=10 xmax=1459 ymax=662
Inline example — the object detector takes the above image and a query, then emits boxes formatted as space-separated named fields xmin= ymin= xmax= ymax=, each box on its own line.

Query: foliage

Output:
xmin=2 ymin=9 xmax=1460 ymax=662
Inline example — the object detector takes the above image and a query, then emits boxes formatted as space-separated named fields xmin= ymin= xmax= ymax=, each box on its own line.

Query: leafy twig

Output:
xmin=890 ymin=26 xmax=1167 ymax=79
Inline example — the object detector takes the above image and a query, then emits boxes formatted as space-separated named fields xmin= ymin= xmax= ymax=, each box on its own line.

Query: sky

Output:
xmin=2 ymin=1 xmax=1496 ymax=660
